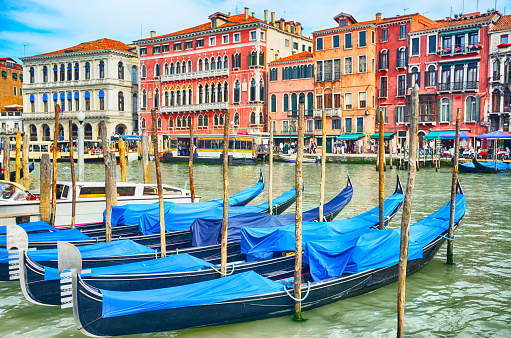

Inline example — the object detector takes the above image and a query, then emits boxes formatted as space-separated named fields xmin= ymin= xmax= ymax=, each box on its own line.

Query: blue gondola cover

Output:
xmin=0 ymin=228 xmax=91 ymax=245
xmin=0 ymin=220 xmax=56 ymax=235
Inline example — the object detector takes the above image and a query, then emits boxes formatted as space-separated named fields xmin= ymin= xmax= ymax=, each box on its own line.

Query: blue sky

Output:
xmin=0 ymin=0 xmax=503 ymax=64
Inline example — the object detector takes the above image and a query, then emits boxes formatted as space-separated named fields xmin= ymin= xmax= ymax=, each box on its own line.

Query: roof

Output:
xmin=269 ymin=52 xmax=313 ymax=64
xmin=412 ymin=12 xmax=496 ymax=33
xmin=30 ymin=38 xmax=135 ymax=57
xmin=313 ymin=19 xmax=376 ymax=35
xmin=138 ymin=14 xmax=263 ymax=41
xmin=490 ymin=14 xmax=511 ymax=32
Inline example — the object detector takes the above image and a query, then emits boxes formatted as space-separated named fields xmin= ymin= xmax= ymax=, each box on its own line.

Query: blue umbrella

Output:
xmin=476 ymin=130 xmax=511 ymax=139
xmin=439 ymin=132 xmax=472 ymax=139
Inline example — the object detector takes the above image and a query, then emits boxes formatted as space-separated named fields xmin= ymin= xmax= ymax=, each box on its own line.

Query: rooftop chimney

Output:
xmin=264 ymin=10 xmax=268 ymax=23
xmin=375 ymin=12 xmax=382 ymax=23
xmin=244 ymin=7 xmax=249 ymax=21
xmin=252 ymin=12 xmax=255 ymax=18
xmin=150 ymin=30 xmax=156 ymax=38
xmin=228 ymin=12 xmax=231 ymax=17
xmin=271 ymin=12 xmax=275 ymax=25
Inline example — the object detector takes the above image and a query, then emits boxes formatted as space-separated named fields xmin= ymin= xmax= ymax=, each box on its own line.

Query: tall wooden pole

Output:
xmin=2 ymin=136 xmax=10 ymax=180
xmin=293 ymin=101 xmax=305 ymax=320
xmin=100 ymin=121 xmax=117 ymax=241
xmin=188 ymin=117 xmax=195 ymax=202
xmin=141 ymin=128 xmax=150 ymax=184
xmin=318 ymin=111 xmax=326 ymax=221
xmin=447 ymin=108 xmax=461 ymax=265
xmin=39 ymin=154 xmax=51 ymax=224
xmin=51 ymin=104 xmax=60 ymax=227
xmin=151 ymin=109 xmax=166 ymax=256
xmin=68 ymin=121 xmax=76 ymax=228
xmin=15 ymin=131 xmax=21 ymax=184
xmin=118 ymin=138 xmax=127 ymax=182
xmin=268 ymin=120 xmax=274 ymax=214
xmin=397 ymin=84 xmax=419 ymax=337
xmin=378 ymin=109 xmax=385 ymax=230
xmin=22 ymin=132 xmax=30 ymax=189
xmin=220 ymin=109 xmax=231 ymax=275
xmin=389 ymin=137 xmax=393 ymax=169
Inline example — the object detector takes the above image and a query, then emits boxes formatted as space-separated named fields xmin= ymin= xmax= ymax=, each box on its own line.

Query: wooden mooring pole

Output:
xmin=389 ymin=137 xmax=393 ymax=169
xmin=189 ymin=117 xmax=195 ymax=202
xmin=22 ymin=132 xmax=30 ymax=189
xmin=3 ymin=136 xmax=10 ymax=180
xmin=15 ymin=131 xmax=21 ymax=184
xmin=293 ymin=100 xmax=305 ymax=320
xmin=220 ymin=109 xmax=231 ymax=275
xmin=268 ymin=120 xmax=274 ymax=214
xmin=397 ymin=84 xmax=419 ymax=337
xmin=319 ymin=111 xmax=326 ymax=221
xmin=68 ymin=121 xmax=76 ymax=228
xmin=100 ymin=121 xmax=117 ymax=242
xmin=40 ymin=154 xmax=51 ymax=224
xmin=378 ymin=109 xmax=385 ymax=230
xmin=151 ymin=109 xmax=166 ymax=256
xmin=119 ymin=138 xmax=127 ymax=182
xmin=447 ymin=108 xmax=461 ymax=265
xmin=141 ymin=128 xmax=150 ymax=184
xmin=50 ymin=104 xmax=60 ymax=226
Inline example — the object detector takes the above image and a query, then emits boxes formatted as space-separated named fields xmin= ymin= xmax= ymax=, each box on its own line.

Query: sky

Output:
xmin=0 ymin=0 xmax=505 ymax=64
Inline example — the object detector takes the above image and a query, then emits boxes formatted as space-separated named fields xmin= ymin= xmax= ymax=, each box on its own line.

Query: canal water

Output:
xmin=1 ymin=160 xmax=510 ymax=337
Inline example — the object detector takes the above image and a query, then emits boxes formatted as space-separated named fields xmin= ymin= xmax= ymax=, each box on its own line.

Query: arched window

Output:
xmin=214 ymin=113 xmax=219 ymax=126
xmin=291 ymin=93 xmax=298 ymax=115
xmin=118 ymin=62 xmax=124 ymax=79
xmin=67 ymin=63 xmax=72 ymax=81
xmin=176 ymin=89 xmax=181 ymax=105
xmin=141 ymin=65 xmax=146 ymax=78
xmin=188 ymin=60 xmax=192 ymax=73
xmin=259 ymin=79 xmax=264 ymax=101
xmin=198 ymin=59 xmax=203 ymax=72
xmin=84 ymin=91 xmax=91 ymax=111
xmin=426 ymin=65 xmax=436 ymax=87
xmin=198 ymin=114 xmax=203 ymax=127
xmin=60 ymin=64 xmax=65 ymax=81
xmin=182 ymin=115 xmax=187 ymax=128
xmin=205 ymin=58 xmax=210 ymax=71
xmin=157 ymin=117 xmax=162 ymax=129
xmin=176 ymin=62 xmax=181 ymax=74
xmin=182 ymin=89 xmax=187 ymax=105
xmin=465 ymin=96 xmax=478 ymax=122
xmin=187 ymin=115 xmax=192 ymax=128
xmin=99 ymin=90 xmax=105 ymax=110
xmin=155 ymin=64 xmax=160 ymax=77
xmin=169 ymin=117 xmax=174 ymax=128
xmin=217 ymin=83 xmax=222 ymax=102
xmin=440 ymin=97 xmax=450 ymax=122
xmin=142 ymin=89 xmax=147 ymax=108
xmin=29 ymin=94 xmax=35 ymax=112
xmin=180 ymin=62 xmax=185 ymax=74
xmin=164 ymin=64 xmax=169 ymax=75
xmin=198 ymin=84 xmax=204 ymax=104
xmin=170 ymin=90 xmax=175 ymax=106
xmin=154 ymin=88 xmax=159 ymax=108
xmin=211 ymin=58 xmax=216 ymax=70
xmin=250 ymin=78 xmax=256 ymax=101
xmin=283 ymin=93 xmax=289 ymax=112
xmin=118 ymin=91 xmax=124 ymax=111
xmin=205 ymin=84 xmax=209 ymax=103
xmin=270 ymin=94 xmax=276 ymax=112
xmin=492 ymin=60 xmax=500 ymax=81
xmin=300 ymin=65 xmax=306 ymax=78
xmin=141 ymin=117 xmax=146 ymax=129
xmin=99 ymin=61 xmax=105 ymax=79
xmin=29 ymin=67 xmax=35 ymax=83
xmin=307 ymin=92 xmax=314 ymax=115
xmin=293 ymin=66 xmax=299 ymax=79
xmin=53 ymin=65 xmax=58 ymax=81
xmin=211 ymin=83 xmax=216 ymax=103
xmin=85 ymin=62 xmax=90 ymax=79
xmin=175 ymin=116 xmax=180 ymax=128
xmin=188 ymin=88 xmax=193 ymax=105
xmin=132 ymin=93 xmax=137 ymax=113
xmin=259 ymin=112 xmax=264 ymax=125
xmin=505 ymin=59 xmax=511 ymax=83
xmin=164 ymin=91 xmax=169 ymax=106
xmin=170 ymin=63 xmax=175 ymax=74
xmin=224 ymin=56 xmax=228 ymax=69
xmin=42 ymin=66 xmax=48 ymax=83
xmin=224 ymin=82 xmax=228 ymax=102
xmin=410 ymin=66 xmax=420 ymax=88
xmin=217 ymin=57 xmax=222 ymax=69
xmin=234 ymin=112 xmax=240 ymax=126
xmin=308 ymin=64 xmax=314 ymax=78
xmin=203 ymin=114 xmax=208 ymax=127
xmin=234 ymin=80 xmax=240 ymax=103
xmin=250 ymin=111 xmax=256 ymax=125
xmin=74 ymin=62 xmax=79 ymax=80
xmin=219 ymin=113 xmax=224 ymax=126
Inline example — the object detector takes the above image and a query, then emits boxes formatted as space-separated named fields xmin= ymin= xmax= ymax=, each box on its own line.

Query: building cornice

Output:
xmin=376 ymin=18 xmax=413 ymax=28
xmin=21 ymin=49 xmax=136 ymax=63
xmin=269 ymin=58 xmax=314 ymax=66
xmin=409 ymin=20 xmax=492 ymax=36
xmin=312 ymin=23 xmax=376 ymax=37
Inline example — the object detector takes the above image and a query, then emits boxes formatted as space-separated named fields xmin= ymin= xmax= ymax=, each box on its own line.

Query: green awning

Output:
xmin=371 ymin=132 xmax=396 ymax=140
xmin=439 ymin=28 xmax=479 ymax=36
xmin=424 ymin=130 xmax=470 ymax=139
xmin=337 ymin=133 xmax=364 ymax=141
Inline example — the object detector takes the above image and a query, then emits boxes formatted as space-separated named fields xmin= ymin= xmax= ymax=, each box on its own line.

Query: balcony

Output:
xmin=159 ymin=102 xmax=229 ymax=113
xmin=22 ymin=78 xmax=132 ymax=89
xmin=160 ymin=68 xmax=229 ymax=82
xmin=313 ymin=108 xmax=342 ymax=117
xmin=438 ymin=81 xmax=479 ymax=92
xmin=23 ymin=110 xmax=114 ymax=120
xmin=438 ymin=43 xmax=482 ymax=57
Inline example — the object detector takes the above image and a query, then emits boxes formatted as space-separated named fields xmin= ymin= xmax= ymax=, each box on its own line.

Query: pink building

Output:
xmin=134 ymin=8 xmax=312 ymax=142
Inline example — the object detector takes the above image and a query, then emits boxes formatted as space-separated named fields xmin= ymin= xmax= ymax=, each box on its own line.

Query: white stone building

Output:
xmin=21 ymin=38 xmax=138 ymax=142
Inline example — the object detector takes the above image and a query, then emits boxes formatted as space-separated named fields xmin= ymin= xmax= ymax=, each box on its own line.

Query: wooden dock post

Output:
xmin=100 ymin=121 xmax=117 ymax=242
xmin=68 ymin=121 xmax=76 ymax=228
xmin=188 ymin=117 xmax=195 ymax=202
xmin=40 ymin=154 xmax=51 ymax=224
xmin=220 ymin=109 xmax=231 ymax=275
xmin=268 ymin=120 xmax=274 ymax=214
xmin=2 ymin=136 xmax=10 ymax=180
xmin=141 ymin=128 xmax=150 ymax=184
xmin=447 ymin=109 xmax=461 ymax=265
xmin=378 ymin=110 xmax=385 ymax=230
xmin=293 ymin=100 xmax=305 ymax=321
xmin=397 ymin=85 xmax=419 ymax=337
xmin=22 ymin=132 xmax=30 ymax=189
xmin=318 ymin=111 xmax=326 ymax=221
xmin=15 ymin=131 xmax=21 ymax=184
xmin=389 ymin=137 xmax=393 ymax=169
xmin=151 ymin=109 xmax=166 ymax=256
xmin=50 ymin=104 xmax=60 ymax=226
xmin=119 ymin=138 xmax=127 ymax=182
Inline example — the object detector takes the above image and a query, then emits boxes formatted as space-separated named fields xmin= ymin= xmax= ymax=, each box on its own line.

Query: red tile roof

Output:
xmin=412 ymin=12 xmax=496 ymax=32
xmin=313 ymin=19 xmax=376 ymax=34
xmin=31 ymin=38 xmax=135 ymax=57
xmin=490 ymin=15 xmax=511 ymax=32
xmin=269 ymin=52 xmax=313 ymax=64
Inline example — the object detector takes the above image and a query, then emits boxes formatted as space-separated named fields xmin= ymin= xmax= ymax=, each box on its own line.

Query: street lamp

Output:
xmin=77 ymin=110 xmax=85 ymax=181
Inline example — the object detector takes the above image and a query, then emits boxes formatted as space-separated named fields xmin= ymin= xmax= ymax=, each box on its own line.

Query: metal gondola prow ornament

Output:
xmin=395 ymin=175 xmax=404 ymax=195
xmin=6 ymin=224 xmax=28 ymax=280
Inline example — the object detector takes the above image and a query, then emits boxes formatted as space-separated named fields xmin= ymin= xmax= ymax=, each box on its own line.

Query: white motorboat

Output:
xmin=0 ymin=181 xmax=199 ymax=227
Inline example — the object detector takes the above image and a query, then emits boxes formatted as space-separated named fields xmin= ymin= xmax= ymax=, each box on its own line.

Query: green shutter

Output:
xmin=448 ymin=97 xmax=453 ymax=122
xmin=475 ymin=96 xmax=480 ymax=122
xmin=376 ymin=108 xmax=380 ymax=123
xmin=437 ymin=99 xmax=441 ymax=122
xmin=385 ymin=107 xmax=389 ymax=124
xmin=395 ymin=106 xmax=399 ymax=123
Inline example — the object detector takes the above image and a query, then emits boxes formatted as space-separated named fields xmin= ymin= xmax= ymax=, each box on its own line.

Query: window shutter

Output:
xmin=424 ymin=71 xmax=428 ymax=87
xmin=395 ymin=106 xmax=399 ymax=123
xmin=282 ymin=68 xmax=285 ymax=80
xmin=378 ymin=51 xmax=382 ymax=68
xmin=448 ymin=97 xmax=453 ymax=122
xmin=396 ymin=48 xmax=400 ymax=67
xmin=248 ymin=54 xmax=251 ymax=67
xmin=437 ymin=99 xmax=441 ymax=122
xmin=385 ymin=107 xmax=389 ymax=123
xmin=407 ymin=73 xmax=411 ymax=88
xmin=417 ymin=72 xmax=421 ymax=88
xmin=376 ymin=108 xmax=380 ymax=123
xmin=232 ymin=54 xmax=235 ymax=69
xmin=475 ymin=96 xmax=480 ymax=122
xmin=405 ymin=47 xmax=408 ymax=66
xmin=435 ymin=69 xmax=438 ymax=86
xmin=465 ymin=98 xmax=470 ymax=122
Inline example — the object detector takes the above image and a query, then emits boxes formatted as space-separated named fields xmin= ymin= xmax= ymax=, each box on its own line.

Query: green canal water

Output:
xmin=1 ymin=161 xmax=511 ymax=337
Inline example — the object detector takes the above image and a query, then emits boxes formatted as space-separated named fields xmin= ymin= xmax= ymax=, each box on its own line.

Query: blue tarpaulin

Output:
xmin=0 ymin=221 xmax=57 ymax=235
xmin=44 ymin=253 xmax=213 ymax=280
xmin=190 ymin=182 xmax=354 ymax=246
xmin=100 ymin=271 xmax=285 ymax=318
xmin=475 ymin=161 xmax=510 ymax=171
xmin=0 ymin=228 xmax=91 ymax=245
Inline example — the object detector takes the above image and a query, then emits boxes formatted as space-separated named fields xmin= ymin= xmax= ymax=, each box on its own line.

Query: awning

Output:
xmin=439 ymin=28 xmax=479 ymax=36
xmin=424 ymin=130 xmax=470 ymax=139
xmin=336 ymin=133 xmax=364 ymax=141
xmin=371 ymin=132 xmax=396 ymax=140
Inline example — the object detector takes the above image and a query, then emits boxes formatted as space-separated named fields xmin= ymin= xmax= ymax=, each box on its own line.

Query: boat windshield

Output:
xmin=143 ymin=186 xmax=183 ymax=195
xmin=0 ymin=184 xmax=17 ymax=200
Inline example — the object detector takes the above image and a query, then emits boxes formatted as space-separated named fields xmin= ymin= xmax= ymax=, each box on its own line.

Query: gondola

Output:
xmin=0 ymin=161 xmax=35 ymax=181
xmin=457 ymin=160 xmax=476 ymax=173
xmin=64 ymin=182 xmax=465 ymax=336
xmin=15 ymin=177 xmax=402 ymax=306
xmin=472 ymin=158 xmax=511 ymax=173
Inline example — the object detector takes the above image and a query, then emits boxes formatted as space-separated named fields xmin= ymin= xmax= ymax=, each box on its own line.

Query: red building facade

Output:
xmin=134 ymin=9 xmax=311 ymax=138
